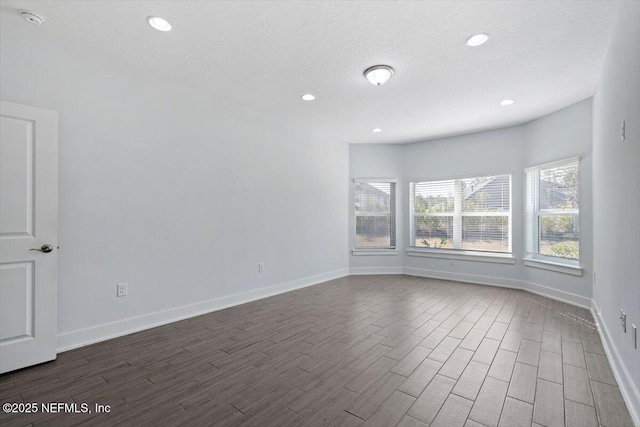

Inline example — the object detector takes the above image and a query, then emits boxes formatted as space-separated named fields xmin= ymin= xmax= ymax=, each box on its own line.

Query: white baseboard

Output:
xmin=349 ymin=266 xmax=404 ymax=275
xmin=403 ymin=268 xmax=591 ymax=309
xmin=403 ymin=267 xmax=522 ymax=289
xmin=591 ymin=301 xmax=640 ymax=427
xmin=57 ymin=268 xmax=349 ymax=352
xmin=521 ymin=280 xmax=591 ymax=309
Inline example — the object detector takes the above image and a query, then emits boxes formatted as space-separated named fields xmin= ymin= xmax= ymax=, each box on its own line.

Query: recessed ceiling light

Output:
xmin=147 ymin=16 xmax=171 ymax=32
xmin=301 ymin=94 xmax=315 ymax=101
xmin=21 ymin=11 xmax=43 ymax=25
xmin=500 ymin=99 xmax=515 ymax=106
xmin=364 ymin=65 xmax=394 ymax=86
xmin=372 ymin=128 xmax=382 ymax=133
xmin=466 ymin=33 xmax=489 ymax=47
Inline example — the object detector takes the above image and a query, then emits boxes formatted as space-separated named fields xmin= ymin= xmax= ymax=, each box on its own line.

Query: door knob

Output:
xmin=30 ymin=244 xmax=53 ymax=253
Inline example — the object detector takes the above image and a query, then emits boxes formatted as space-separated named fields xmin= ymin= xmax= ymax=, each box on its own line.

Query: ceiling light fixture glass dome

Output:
xmin=364 ymin=65 xmax=394 ymax=86
xmin=466 ymin=33 xmax=489 ymax=47
xmin=147 ymin=16 xmax=172 ymax=32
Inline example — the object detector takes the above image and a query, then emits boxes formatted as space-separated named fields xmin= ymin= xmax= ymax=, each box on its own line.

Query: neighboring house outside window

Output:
xmin=354 ymin=180 xmax=396 ymax=249
xmin=409 ymin=174 xmax=512 ymax=254
xmin=526 ymin=158 xmax=580 ymax=265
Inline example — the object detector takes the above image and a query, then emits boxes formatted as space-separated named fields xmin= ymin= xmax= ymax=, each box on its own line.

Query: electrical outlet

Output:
xmin=117 ymin=282 xmax=128 ymax=297
xmin=620 ymin=310 xmax=627 ymax=333
xmin=258 ymin=262 xmax=265 ymax=273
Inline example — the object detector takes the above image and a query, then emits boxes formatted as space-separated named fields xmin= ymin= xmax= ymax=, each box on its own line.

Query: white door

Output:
xmin=0 ymin=100 xmax=58 ymax=373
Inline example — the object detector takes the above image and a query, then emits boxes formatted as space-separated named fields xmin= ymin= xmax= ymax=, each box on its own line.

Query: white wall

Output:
xmin=0 ymin=18 xmax=349 ymax=348
xmin=348 ymin=99 xmax=594 ymax=306
xmin=592 ymin=0 xmax=640 ymax=421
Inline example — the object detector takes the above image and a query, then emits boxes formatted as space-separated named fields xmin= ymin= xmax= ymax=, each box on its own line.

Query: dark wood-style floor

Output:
xmin=0 ymin=275 xmax=634 ymax=427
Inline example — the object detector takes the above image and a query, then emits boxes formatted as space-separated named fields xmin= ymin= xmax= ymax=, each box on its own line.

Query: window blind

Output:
xmin=526 ymin=159 xmax=580 ymax=261
xmin=410 ymin=175 xmax=511 ymax=253
xmin=355 ymin=181 xmax=396 ymax=249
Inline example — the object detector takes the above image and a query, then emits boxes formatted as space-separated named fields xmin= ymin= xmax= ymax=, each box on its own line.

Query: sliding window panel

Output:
xmin=413 ymin=216 xmax=453 ymax=249
xmin=539 ymin=215 xmax=579 ymax=260
xmin=461 ymin=216 xmax=509 ymax=253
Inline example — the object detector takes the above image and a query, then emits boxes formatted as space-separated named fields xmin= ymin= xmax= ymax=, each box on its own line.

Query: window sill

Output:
xmin=352 ymin=249 xmax=398 ymax=256
xmin=523 ymin=258 xmax=583 ymax=276
xmin=407 ymin=249 xmax=516 ymax=264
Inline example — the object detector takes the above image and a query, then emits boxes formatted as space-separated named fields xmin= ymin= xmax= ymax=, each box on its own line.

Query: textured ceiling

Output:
xmin=0 ymin=1 xmax=621 ymax=144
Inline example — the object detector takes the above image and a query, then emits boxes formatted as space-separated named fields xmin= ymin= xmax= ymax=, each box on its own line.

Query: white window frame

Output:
xmin=408 ymin=173 xmax=513 ymax=259
xmin=353 ymin=178 xmax=397 ymax=255
xmin=525 ymin=157 xmax=581 ymax=274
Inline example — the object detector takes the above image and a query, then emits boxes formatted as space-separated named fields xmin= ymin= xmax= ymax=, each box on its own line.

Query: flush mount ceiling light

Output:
xmin=364 ymin=65 xmax=394 ymax=86
xmin=466 ymin=33 xmax=489 ymax=47
xmin=500 ymin=99 xmax=515 ymax=106
xmin=372 ymin=128 xmax=382 ymax=133
xmin=21 ymin=11 xmax=43 ymax=25
xmin=301 ymin=94 xmax=315 ymax=101
xmin=147 ymin=16 xmax=171 ymax=32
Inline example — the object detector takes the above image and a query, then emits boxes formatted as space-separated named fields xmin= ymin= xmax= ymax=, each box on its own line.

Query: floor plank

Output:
xmin=537 ymin=350 xmax=563 ymax=384
xmin=451 ymin=360 xmax=489 ymax=401
xmin=591 ymin=380 xmax=634 ymax=427
xmin=431 ymin=393 xmax=473 ymax=427
xmin=468 ymin=376 xmax=509 ymax=427
xmin=346 ymin=371 xmax=405 ymax=419
xmin=565 ymin=399 xmax=598 ymax=427
xmin=584 ymin=352 xmax=616 ymax=385
xmin=397 ymin=358 xmax=442 ymax=397
xmin=471 ymin=338 xmax=501 ymax=365
xmin=499 ymin=396 xmax=533 ymax=427
xmin=407 ymin=374 xmax=456 ymax=424
xmin=487 ymin=349 xmax=517 ymax=382
xmin=506 ymin=362 xmax=537 ymax=403
xmin=362 ymin=390 xmax=415 ymax=427
xmin=533 ymin=378 xmax=564 ymax=427
xmin=563 ymin=364 xmax=594 ymax=406
xmin=438 ymin=347 xmax=473 ymax=379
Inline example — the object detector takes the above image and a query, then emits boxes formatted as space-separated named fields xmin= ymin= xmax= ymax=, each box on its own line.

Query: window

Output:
xmin=354 ymin=180 xmax=396 ymax=249
xmin=410 ymin=174 xmax=512 ymax=254
xmin=526 ymin=158 xmax=579 ymax=263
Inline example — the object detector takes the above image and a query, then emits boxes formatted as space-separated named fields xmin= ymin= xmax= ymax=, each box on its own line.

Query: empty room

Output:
xmin=0 ymin=0 xmax=638 ymax=426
